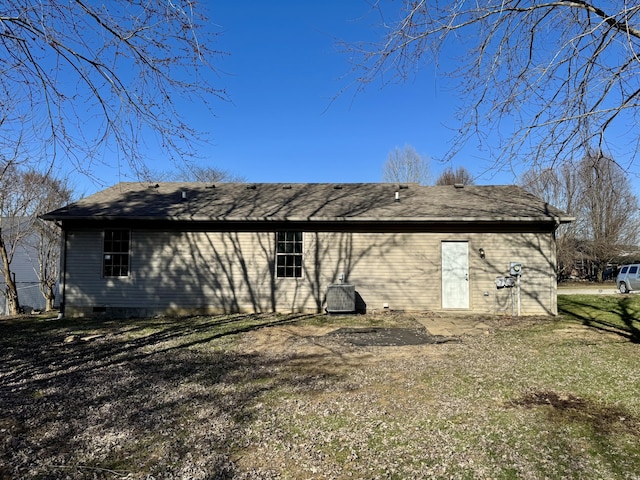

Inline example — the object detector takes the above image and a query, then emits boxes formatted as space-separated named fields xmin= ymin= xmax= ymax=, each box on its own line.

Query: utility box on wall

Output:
xmin=326 ymin=284 xmax=356 ymax=313
xmin=510 ymin=262 xmax=523 ymax=276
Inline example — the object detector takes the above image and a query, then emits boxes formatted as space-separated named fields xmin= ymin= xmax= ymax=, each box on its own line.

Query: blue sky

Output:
xmin=207 ymin=1 xmax=502 ymax=183
xmin=74 ymin=1 xmax=547 ymax=194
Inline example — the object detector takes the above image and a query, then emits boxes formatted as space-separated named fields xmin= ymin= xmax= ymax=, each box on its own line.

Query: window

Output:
xmin=276 ymin=231 xmax=302 ymax=278
xmin=103 ymin=230 xmax=130 ymax=277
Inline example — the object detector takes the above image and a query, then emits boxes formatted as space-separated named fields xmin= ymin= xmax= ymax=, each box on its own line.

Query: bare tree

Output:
xmin=25 ymin=172 xmax=72 ymax=311
xmin=0 ymin=164 xmax=71 ymax=314
xmin=520 ymin=167 xmax=579 ymax=217
xmin=435 ymin=166 xmax=475 ymax=185
xmin=521 ymin=152 xmax=640 ymax=280
xmin=348 ymin=1 xmax=640 ymax=172
xmin=0 ymin=163 xmax=35 ymax=314
xmin=147 ymin=163 xmax=245 ymax=183
xmin=577 ymin=152 xmax=639 ymax=280
xmin=31 ymin=220 xmax=60 ymax=312
xmin=382 ymin=145 xmax=429 ymax=184
xmin=0 ymin=1 xmax=224 ymax=181
xmin=520 ymin=165 xmax=580 ymax=278
xmin=176 ymin=164 xmax=245 ymax=183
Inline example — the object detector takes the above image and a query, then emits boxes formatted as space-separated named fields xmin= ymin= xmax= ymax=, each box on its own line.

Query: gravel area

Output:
xmin=1 ymin=313 xmax=639 ymax=479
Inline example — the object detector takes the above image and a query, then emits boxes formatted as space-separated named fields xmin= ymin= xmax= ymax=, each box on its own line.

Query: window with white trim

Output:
xmin=276 ymin=231 xmax=302 ymax=278
xmin=103 ymin=229 xmax=130 ymax=277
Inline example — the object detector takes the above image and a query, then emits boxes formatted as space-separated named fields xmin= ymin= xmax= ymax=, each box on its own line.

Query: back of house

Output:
xmin=42 ymin=182 xmax=573 ymax=318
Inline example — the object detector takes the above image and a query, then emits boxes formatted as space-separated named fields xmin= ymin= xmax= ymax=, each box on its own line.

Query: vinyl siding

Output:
xmin=63 ymin=227 xmax=558 ymax=316
xmin=467 ymin=232 xmax=557 ymax=315
xmin=309 ymin=231 xmax=556 ymax=315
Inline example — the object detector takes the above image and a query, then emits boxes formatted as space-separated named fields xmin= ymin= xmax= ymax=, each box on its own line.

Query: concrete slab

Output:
xmin=415 ymin=317 xmax=492 ymax=337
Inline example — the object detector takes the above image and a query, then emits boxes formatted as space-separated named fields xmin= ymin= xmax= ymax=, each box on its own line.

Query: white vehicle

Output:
xmin=616 ymin=264 xmax=640 ymax=293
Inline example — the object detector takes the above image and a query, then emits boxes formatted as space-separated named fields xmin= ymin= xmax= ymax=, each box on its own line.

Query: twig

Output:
xmin=51 ymin=464 xmax=130 ymax=477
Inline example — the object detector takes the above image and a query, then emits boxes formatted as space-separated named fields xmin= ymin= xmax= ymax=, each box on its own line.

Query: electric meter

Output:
xmin=510 ymin=262 xmax=523 ymax=276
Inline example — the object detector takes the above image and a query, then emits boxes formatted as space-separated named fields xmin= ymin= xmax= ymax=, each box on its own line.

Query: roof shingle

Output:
xmin=42 ymin=182 xmax=573 ymax=223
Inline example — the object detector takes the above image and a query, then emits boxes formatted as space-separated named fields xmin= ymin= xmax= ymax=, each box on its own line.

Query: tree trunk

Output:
xmin=0 ymin=235 xmax=21 ymax=315
xmin=44 ymin=284 xmax=55 ymax=312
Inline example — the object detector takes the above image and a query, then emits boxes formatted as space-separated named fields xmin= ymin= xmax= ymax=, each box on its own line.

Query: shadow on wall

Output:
xmin=61 ymin=185 xmax=561 ymax=317
xmin=64 ymin=228 xmax=402 ymax=316
xmin=64 ymin=228 xmax=559 ymax=317
xmin=65 ymin=230 xmax=560 ymax=317
xmin=471 ymin=230 xmax=560 ymax=316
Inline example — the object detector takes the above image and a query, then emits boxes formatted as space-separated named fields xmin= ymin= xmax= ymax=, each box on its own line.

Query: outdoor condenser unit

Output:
xmin=326 ymin=284 xmax=356 ymax=313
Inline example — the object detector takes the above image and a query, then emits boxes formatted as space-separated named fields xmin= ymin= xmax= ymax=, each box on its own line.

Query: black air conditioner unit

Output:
xmin=326 ymin=284 xmax=356 ymax=313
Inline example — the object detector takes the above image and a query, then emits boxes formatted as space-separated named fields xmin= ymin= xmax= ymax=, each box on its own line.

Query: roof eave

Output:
xmin=45 ymin=215 xmax=574 ymax=223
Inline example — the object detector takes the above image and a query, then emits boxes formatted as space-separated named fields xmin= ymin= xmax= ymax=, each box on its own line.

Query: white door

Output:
xmin=441 ymin=241 xmax=470 ymax=309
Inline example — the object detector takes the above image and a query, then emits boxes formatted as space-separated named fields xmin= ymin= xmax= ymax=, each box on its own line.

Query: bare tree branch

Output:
xmin=347 ymin=1 xmax=640 ymax=171
xmin=0 ymin=1 xmax=226 ymax=182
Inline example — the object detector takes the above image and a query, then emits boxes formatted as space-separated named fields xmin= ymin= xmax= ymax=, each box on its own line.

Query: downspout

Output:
xmin=57 ymin=223 xmax=67 ymax=320
xmin=552 ymin=219 xmax=560 ymax=316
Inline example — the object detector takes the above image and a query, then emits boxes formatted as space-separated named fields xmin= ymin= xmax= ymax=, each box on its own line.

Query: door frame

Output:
xmin=441 ymin=241 xmax=470 ymax=309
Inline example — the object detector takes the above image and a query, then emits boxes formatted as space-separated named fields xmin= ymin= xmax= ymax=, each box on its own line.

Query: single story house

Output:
xmin=42 ymin=182 xmax=573 ymax=318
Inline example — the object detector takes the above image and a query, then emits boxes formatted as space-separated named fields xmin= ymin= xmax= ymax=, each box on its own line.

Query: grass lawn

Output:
xmin=1 ymin=301 xmax=639 ymax=479
xmin=558 ymin=293 xmax=640 ymax=342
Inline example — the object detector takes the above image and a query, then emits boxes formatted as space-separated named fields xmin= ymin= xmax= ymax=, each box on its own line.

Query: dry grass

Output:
xmin=1 ymin=311 xmax=639 ymax=479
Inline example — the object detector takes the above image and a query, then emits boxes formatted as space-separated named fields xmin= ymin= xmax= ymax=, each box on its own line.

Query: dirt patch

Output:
xmin=511 ymin=390 xmax=587 ymax=410
xmin=238 ymin=313 xmax=500 ymax=356
xmin=235 ymin=322 xmax=463 ymax=373
xmin=325 ymin=327 xmax=459 ymax=346
xmin=510 ymin=389 xmax=640 ymax=437
xmin=238 ymin=324 xmax=338 ymax=354
xmin=237 ymin=322 xmax=461 ymax=354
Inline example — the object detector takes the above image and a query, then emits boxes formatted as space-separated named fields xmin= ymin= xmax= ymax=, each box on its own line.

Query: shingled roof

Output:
xmin=42 ymin=182 xmax=573 ymax=224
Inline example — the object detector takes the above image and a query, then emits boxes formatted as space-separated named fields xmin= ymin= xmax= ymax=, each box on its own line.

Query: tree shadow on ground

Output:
xmin=0 ymin=313 xmax=336 ymax=479
xmin=558 ymin=296 xmax=640 ymax=343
